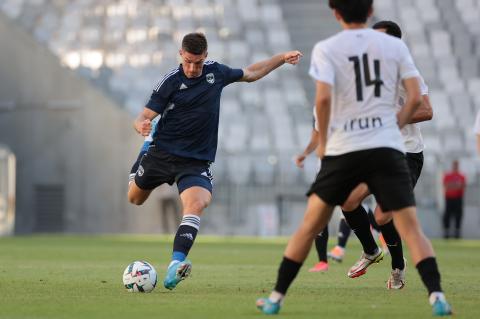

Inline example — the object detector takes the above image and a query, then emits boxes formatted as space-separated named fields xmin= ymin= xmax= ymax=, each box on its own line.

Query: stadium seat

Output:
xmin=227 ymin=156 xmax=252 ymax=185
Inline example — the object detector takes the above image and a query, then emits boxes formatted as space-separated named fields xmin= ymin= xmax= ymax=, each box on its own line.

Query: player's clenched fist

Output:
xmin=136 ymin=119 xmax=152 ymax=136
xmin=283 ymin=51 xmax=303 ymax=65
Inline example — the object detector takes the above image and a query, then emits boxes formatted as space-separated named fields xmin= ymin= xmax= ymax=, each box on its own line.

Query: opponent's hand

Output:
xmin=295 ymin=154 xmax=306 ymax=168
xmin=284 ymin=51 xmax=303 ymax=65
xmin=137 ymin=119 xmax=152 ymax=136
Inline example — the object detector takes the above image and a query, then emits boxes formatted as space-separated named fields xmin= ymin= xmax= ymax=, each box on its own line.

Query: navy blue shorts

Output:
xmin=133 ymin=146 xmax=213 ymax=194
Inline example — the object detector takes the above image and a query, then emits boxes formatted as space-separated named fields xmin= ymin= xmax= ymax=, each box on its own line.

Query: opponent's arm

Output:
xmin=314 ymin=81 xmax=332 ymax=159
xmin=295 ymin=129 xmax=320 ymax=168
xmin=239 ymin=51 xmax=303 ymax=83
xmin=134 ymin=107 xmax=159 ymax=136
xmin=397 ymin=77 xmax=422 ymax=129
xmin=408 ymin=94 xmax=433 ymax=124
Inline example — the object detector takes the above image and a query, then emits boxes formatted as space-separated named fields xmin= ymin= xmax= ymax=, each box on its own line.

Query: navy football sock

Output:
xmin=172 ymin=215 xmax=200 ymax=262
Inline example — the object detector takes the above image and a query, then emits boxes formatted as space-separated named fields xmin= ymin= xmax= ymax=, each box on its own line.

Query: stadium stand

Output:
xmin=1 ymin=0 xmax=479 ymax=236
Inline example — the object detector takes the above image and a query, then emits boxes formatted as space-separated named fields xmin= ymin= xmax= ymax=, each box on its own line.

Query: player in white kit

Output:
xmin=256 ymin=1 xmax=452 ymax=316
xmin=340 ymin=20 xmax=434 ymax=287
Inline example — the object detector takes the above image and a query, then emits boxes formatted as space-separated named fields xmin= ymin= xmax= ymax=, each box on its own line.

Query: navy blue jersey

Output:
xmin=146 ymin=61 xmax=243 ymax=162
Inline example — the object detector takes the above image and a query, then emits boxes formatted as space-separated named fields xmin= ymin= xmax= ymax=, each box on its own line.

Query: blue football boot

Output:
xmin=432 ymin=297 xmax=453 ymax=316
xmin=163 ymin=259 xmax=192 ymax=290
xmin=256 ymin=298 xmax=281 ymax=315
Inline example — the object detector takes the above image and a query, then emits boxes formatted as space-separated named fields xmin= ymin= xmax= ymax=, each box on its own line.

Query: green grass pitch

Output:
xmin=0 ymin=235 xmax=478 ymax=318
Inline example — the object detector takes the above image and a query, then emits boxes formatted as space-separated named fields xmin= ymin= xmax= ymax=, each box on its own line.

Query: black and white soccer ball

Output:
xmin=122 ymin=260 xmax=157 ymax=293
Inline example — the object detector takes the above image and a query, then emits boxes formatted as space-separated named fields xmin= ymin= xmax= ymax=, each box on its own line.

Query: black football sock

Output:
xmin=337 ymin=218 xmax=351 ymax=248
xmin=172 ymin=215 xmax=200 ymax=262
xmin=315 ymin=227 xmax=329 ymax=262
xmin=274 ymin=257 xmax=303 ymax=295
xmin=367 ymin=209 xmax=381 ymax=232
xmin=378 ymin=220 xmax=405 ymax=270
xmin=342 ymin=206 xmax=378 ymax=255
xmin=416 ymin=257 xmax=442 ymax=295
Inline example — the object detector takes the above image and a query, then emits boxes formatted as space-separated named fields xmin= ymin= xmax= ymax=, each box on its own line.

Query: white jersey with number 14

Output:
xmin=309 ymin=28 xmax=420 ymax=156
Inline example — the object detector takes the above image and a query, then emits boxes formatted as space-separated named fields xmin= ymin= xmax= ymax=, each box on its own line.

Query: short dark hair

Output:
xmin=329 ymin=0 xmax=373 ymax=23
xmin=181 ymin=32 xmax=208 ymax=55
xmin=372 ymin=20 xmax=402 ymax=39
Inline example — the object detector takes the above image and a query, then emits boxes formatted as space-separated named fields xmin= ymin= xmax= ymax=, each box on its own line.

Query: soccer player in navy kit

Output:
xmin=128 ymin=32 xmax=302 ymax=290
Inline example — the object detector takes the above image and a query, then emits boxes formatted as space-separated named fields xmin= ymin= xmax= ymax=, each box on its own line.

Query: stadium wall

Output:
xmin=0 ymin=13 xmax=166 ymax=234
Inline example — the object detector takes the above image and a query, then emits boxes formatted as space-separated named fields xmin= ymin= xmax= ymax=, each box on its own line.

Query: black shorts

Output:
xmin=406 ymin=152 xmax=424 ymax=187
xmin=134 ymin=146 xmax=213 ymax=193
xmin=307 ymin=148 xmax=415 ymax=212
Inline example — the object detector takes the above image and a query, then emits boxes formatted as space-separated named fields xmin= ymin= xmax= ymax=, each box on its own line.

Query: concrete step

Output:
xmin=279 ymin=0 xmax=339 ymax=104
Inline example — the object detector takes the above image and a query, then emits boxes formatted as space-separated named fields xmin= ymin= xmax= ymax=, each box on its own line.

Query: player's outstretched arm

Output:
xmin=295 ymin=129 xmax=320 ymax=168
xmin=397 ymin=77 xmax=422 ymax=129
xmin=134 ymin=107 xmax=159 ymax=136
xmin=239 ymin=51 xmax=303 ymax=83
xmin=408 ymin=94 xmax=433 ymax=124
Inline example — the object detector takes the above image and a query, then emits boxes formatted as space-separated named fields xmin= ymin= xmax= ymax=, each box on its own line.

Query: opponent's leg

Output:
xmin=309 ymin=226 xmax=329 ymax=272
xmin=257 ymin=194 xmax=334 ymax=314
xmin=328 ymin=218 xmax=350 ymax=262
xmin=341 ymin=184 xmax=383 ymax=278
xmin=392 ymin=207 xmax=452 ymax=316
xmin=375 ymin=207 xmax=406 ymax=289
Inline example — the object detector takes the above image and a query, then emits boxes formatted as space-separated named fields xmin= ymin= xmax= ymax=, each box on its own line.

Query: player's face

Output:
xmin=180 ymin=49 xmax=208 ymax=78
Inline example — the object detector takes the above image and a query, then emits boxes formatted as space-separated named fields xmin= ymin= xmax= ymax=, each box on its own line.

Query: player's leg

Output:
xmin=164 ymin=163 xmax=213 ymax=290
xmin=127 ymin=151 xmax=153 ymax=205
xmin=369 ymin=149 xmax=451 ymax=315
xmin=128 ymin=183 xmax=153 ymax=205
xmin=341 ymin=184 xmax=383 ymax=278
xmin=391 ymin=208 xmax=451 ymax=315
xmin=328 ymin=217 xmax=351 ymax=262
xmin=309 ymin=226 xmax=329 ymax=272
xmin=454 ymin=199 xmax=463 ymax=239
xmin=443 ymin=199 xmax=451 ymax=239
xmin=342 ymin=184 xmax=379 ymax=256
xmin=257 ymin=153 xmax=360 ymax=314
xmin=367 ymin=206 xmax=388 ymax=253
xmin=257 ymin=194 xmax=335 ymax=314
xmin=377 ymin=152 xmax=422 ymax=288
xmin=375 ymin=207 xmax=406 ymax=289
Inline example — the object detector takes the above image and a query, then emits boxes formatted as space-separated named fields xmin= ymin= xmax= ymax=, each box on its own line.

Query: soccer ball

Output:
xmin=122 ymin=260 xmax=157 ymax=293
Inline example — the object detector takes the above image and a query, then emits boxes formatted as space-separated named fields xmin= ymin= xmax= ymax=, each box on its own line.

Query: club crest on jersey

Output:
xmin=206 ymin=73 xmax=215 ymax=84
xmin=137 ymin=165 xmax=144 ymax=177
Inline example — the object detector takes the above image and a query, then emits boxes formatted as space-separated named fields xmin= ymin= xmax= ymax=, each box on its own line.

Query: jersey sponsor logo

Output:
xmin=206 ymin=73 xmax=215 ymax=84
xmin=137 ymin=165 xmax=144 ymax=177
xmin=179 ymin=83 xmax=188 ymax=90
xmin=343 ymin=117 xmax=383 ymax=132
